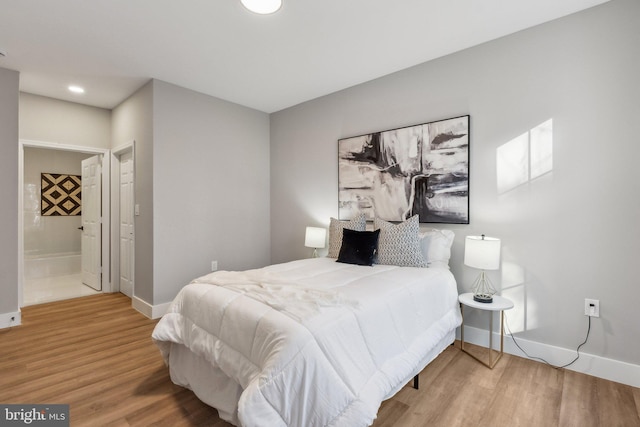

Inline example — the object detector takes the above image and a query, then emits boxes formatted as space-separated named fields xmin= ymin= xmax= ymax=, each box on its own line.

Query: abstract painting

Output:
xmin=41 ymin=173 xmax=82 ymax=216
xmin=338 ymin=115 xmax=469 ymax=224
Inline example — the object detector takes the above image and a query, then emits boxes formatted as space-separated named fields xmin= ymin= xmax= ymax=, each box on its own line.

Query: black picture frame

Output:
xmin=338 ymin=115 xmax=469 ymax=224
xmin=41 ymin=173 xmax=82 ymax=216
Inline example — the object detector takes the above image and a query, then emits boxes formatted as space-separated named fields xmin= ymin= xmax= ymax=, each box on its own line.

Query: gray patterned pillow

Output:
xmin=374 ymin=215 xmax=426 ymax=267
xmin=327 ymin=214 xmax=366 ymax=258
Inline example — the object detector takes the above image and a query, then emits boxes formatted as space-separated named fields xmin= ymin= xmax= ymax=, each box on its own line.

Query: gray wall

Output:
xmin=112 ymin=80 xmax=271 ymax=306
xmin=270 ymin=0 xmax=640 ymax=365
xmin=112 ymin=81 xmax=155 ymax=303
xmin=152 ymin=80 xmax=271 ymax=304
xmin=0 ymin=68 xmax=19 ymax=317
xmin=20 ymin=93 xmax=111 ymax=147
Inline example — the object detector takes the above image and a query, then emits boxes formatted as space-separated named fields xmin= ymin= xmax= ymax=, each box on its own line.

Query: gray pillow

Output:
xmin=327 ymin=213 xmax=366 ymax=258
xmin=374 ymin=215 xmax=426 ymax=267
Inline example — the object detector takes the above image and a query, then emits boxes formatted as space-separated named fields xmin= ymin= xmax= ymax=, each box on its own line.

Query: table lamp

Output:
xmin=305 ymin=226 xmax=326 ymax=258
xmin=464 ymin=235 xmax=501 ymax=303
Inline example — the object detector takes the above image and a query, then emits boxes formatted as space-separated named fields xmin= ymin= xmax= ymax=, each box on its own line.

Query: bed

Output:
xmin=152 ymin=220 xmax=461 ymax=427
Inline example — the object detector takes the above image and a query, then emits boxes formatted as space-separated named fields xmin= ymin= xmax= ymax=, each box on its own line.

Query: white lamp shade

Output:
xmin=464 ymin=235 xmax=501 ymax=270
xmin=305 ymin=227 xmax=326 ymax=249
xmin=241 ymin=0 xmax=282 ymax=14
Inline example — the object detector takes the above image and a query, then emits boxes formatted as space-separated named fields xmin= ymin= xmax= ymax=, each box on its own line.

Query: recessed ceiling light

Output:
xmin=68 ymin=85 xmax=85 ymax=94
xmin=241 ymin=0 xmax=282 ymax=14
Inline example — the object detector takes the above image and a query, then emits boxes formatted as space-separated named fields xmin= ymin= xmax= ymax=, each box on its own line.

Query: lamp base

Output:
xmin=473 ymin=293 xmax=494 ymax=303
xmin=471 ymin=271 xmax=496 ymax=303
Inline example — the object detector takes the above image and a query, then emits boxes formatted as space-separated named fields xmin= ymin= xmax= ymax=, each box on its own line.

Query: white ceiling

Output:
xmin=0 ymin=0 xmax=609 ymax=113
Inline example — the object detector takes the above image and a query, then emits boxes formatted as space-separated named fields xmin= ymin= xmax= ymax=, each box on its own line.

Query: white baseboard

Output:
xmin=132 ymin=296 xmax=171 ymax=319
xmin=457 ymin=325 xmax=640 ymax=389
xmin=0 ymin=310 xmax=22 ymax=329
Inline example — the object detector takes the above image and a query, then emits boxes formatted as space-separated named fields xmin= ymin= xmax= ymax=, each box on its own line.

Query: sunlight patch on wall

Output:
xmin=497 ymin=119 xmax=553 ymax=194
xmin=501 ymin=260 xmax=529 ymax=334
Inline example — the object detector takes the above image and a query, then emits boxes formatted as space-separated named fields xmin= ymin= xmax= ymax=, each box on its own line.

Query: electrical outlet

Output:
xmin=211 ymin=261 xmax=218 ymax=272
xmin=584 ymin=299 xmax=600 ymax=317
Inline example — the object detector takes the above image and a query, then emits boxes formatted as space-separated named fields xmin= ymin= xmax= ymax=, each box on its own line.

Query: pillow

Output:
xmin=327 ymin=213 xmax=366 ymax=258
xmin=374 ymin=215 xmax=426 ymax=267
xmin=336 ymin=229 xmax=380 ymax=266
xmin=419 ymin=229 xmax=455 ymax=268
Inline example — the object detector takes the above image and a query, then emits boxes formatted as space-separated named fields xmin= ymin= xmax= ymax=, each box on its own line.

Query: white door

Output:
xmin=119 ymin=151 xmax=134 ymax=297
xmin=81 ymin=155 xmax=102 ymax=291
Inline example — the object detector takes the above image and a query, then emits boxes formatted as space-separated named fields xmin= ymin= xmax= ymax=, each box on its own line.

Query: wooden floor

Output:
xmin=1 ymin=294 xmax=639 ymax=427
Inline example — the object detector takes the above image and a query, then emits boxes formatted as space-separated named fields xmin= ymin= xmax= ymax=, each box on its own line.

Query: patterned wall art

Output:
xmin=338 ymin=115 xmax=469 ymax=224
xmin=41 ymin=173 xmax=82 ymax=216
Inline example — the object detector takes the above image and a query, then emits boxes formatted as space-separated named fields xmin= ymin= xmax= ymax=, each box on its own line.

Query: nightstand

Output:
xmin=459 ymin=292 xmax=514 ymax=368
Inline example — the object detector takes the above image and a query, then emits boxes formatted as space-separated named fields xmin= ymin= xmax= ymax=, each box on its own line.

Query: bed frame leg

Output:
xmin=413 ymin=374 xmax=419 ymax=389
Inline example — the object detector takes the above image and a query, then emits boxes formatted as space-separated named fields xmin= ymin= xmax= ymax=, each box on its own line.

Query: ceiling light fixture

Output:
xmin=68 ymin=85 xmax=85 ymax=94
xmin=241 ymin=0 xmax=282 ymax=14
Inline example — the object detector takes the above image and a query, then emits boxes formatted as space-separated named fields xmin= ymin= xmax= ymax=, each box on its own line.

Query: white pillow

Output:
xmin=327 ymin=214 xmax=367 ymax=258
xmin=419 ymin=229 xmax=455 ymax=268
xmin=374 ymin=215 xmax=426 ymax=268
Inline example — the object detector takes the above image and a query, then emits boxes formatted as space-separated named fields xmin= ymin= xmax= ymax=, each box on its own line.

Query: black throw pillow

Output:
xmin=336 ymin=228 xmax=380 ymax=266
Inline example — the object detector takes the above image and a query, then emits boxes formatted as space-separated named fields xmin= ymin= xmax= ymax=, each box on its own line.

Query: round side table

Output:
xmin=458 ymin=292 xmax=514 ymax=368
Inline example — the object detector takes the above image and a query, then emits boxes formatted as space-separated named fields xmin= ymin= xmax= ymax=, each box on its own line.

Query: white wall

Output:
xmin=0 ymin=67 xmax=20 ymax=322
xmin=271 ymin=0 xmax=640 ymax=370
xmin=23 ymin=147 xmax=93 ymax=256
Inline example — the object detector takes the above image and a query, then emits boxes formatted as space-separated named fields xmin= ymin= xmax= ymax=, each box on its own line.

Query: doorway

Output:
xmin=18 ymin=140 xmax=111 ymax=307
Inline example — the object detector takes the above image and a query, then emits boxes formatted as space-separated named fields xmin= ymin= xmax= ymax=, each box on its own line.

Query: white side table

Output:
xmin=459 ymin=292 xmax=514 ymax=369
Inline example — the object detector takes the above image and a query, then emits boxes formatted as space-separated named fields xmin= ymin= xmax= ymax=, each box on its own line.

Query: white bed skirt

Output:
xmin=166 ymin=328 xmax=456 ymax=426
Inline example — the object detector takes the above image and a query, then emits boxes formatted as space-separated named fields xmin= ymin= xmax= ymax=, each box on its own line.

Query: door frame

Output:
xmin=18 ymin=139 xmax=112 ymax=307
xmin=110 ymin=141 xmax=135 ymax=295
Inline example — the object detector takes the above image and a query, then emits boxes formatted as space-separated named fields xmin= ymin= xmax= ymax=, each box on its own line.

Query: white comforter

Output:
xmin=152 ymin=258 xmax=461 ymax=427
